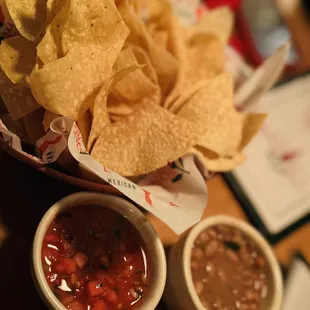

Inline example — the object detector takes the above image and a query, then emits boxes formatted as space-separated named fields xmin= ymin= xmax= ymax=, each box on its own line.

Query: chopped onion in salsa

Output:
xmin=41 ymin=206 xmax=150 ymax=310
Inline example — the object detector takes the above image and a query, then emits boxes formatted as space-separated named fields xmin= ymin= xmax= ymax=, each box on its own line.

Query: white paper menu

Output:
xmin=282 ymin=257 xmax=310 ymax=310
xmin=233 ymin=75 xmax=310 ymax=234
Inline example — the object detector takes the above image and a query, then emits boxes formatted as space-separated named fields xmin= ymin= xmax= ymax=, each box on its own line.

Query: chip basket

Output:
xmin=0 ymin=134 xmax=122 ymax=195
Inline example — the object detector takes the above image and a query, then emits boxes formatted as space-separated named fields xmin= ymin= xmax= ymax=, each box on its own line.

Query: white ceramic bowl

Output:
xmin=32 ymin=192 xmax=166 ymax=310
xmin=164 ymin=216 xmax=283 ymax=310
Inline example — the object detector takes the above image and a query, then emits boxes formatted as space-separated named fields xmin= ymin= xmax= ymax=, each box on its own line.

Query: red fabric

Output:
xmin=205 ymin=0 xmax=242 ymax=11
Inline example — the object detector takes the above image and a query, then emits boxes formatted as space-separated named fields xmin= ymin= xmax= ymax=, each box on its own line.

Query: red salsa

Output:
xmin=41 ymin=206 xmax=150 ymax=310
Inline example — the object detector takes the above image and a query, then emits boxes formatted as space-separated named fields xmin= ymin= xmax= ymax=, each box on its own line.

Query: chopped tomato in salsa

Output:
xmin=42 ymin=206 xmax=150 ymax=310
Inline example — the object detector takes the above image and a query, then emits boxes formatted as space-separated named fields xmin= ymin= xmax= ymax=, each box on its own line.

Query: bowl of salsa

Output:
xmin=164 ymin=216 xmax=283 ymax=310
xmin=32 ymin=192 xmax=166 ymax=310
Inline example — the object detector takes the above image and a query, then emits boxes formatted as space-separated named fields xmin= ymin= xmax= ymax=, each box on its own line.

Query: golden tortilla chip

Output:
xmin=31 ymin=43 xmax=124 ymax=120
xmin=178 ymin=73 xmax=244 ymax=157
xmin=106 ymin=45 xmax=160 ymax=118
xmin=118 ymin=0 xmax=178 ymax=94
xmin=187 ymin=34 xmax=224 ymax=79
xmin=87 ymin=83 xmax=111 ymax=151
xmin=46 ymin=0 xmax=66 ymax=24
xmin=169 ymin=79 xmax=209 ymax=114
xmin=131 ymin=45 xmax=159 ymax=85
xmin=109 ymin=113 xmax=126 ymax=123
xmin=91 ymin=103 xmax=202 ymax=176
xmin=239 ymin=113 xmax=267 ymax=151
xmin=112 ymin=45 xmax=160 ymax=105
xmin=187 ymin=6 xmax=234 ymax=44
xmin=88 ymin=60 xmax=139 ymax=151
xmin=163 ymin=14 xmax=188 ymax=106
xmin=161 ymin=10 xmax=186 ymax=62
xmin=147 ymin=24 xmax=168 ymax=49
xmin=146 ymin=0 xmax=170 ymax=23
xmin=107 ymin=97 xmax=135 ymax=117
xmin=192 ymin=147 xmax=246 ymax=172
xmin=144 ymin=1 xmax=187 ymax=107
xmin=77 ymin=110 xmax=92 ymax=147
xmin=60 ymin=0 xmax=129 ymax=55
xmin=42 ymin=110 xmax=60 ymax=132
xmin=38 ymin=0 xmax=129 ymax=64
xmin=153 ymin=30 xmax=169 ymax=49
xmin=36 ymin=0 xmax=70 ymax=64
xmin=5 ymin=0 xmax=47 ymax=41
xmin=0 ymin=36 xmax=37 ymax=84
xmin=0 ymin=70 xmax=40 ymax=121
xmin=37 ymin=24 xmax=60 ymax=65
xmin=165 ymin=34 xmax=223 ymax=110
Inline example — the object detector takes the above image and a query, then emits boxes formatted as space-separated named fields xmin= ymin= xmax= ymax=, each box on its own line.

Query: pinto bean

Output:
xmin=204 ymin=240 xmax=219 ymax=258
xmin=194 ymin=280 xmax=204 ymax=295
xmin=192 ymin=247 xmax=204 ymax=260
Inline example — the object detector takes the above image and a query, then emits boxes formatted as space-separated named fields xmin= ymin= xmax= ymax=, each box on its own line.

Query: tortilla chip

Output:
xmin=5 ymin=0 xmax=47 ymax=41
xmin=109 ymin=113 xmax=126 ymax=123
xmin=77 ymin=110 xmax=92 ymax=147
xmin=86 ymin=84 xmax=111 ymax=151
xmin=146 ymin=0 xmax=170 ymax=23
xmin=36 ymin=25 xmax=58 ymax=65
xmin=169 ymin=80 xmax=209 ymax=114
xmin=0 ymin=36 xmax=37 ymax=84
xmin=148 ymin=25 xmax=168 ymax=49
xmin=0 ymin=70 xmax=40 ymax=121
xmin=131 ymin=45 xmax=159 ymax=85
xmin=239 ymin=113 xmax=267 ymax=151
xmin=38 ymin=0 xmax=129 ymax=64
xmin=178 ymin=73 xmax=244 ymax=157
xmin=36 ymin=0 xmax=71 ymax=64
xmin=187 ymin=34 xmax=224 ymax=79
xmin=107 ymin=94 xmax=134 ymax=116
xmin=46 ymin=0 xmax=66 ymax=24
xmin=118 ymin=0 xmax=178 ymax=94
xmin=88 ymin=61 xmax=139 ymax=151
xmin=187 ymin=6 xmax=234 ymax=44
xmin=106 ymin=45 xmax=160 ymax=118
xmin=42 ymin=110 xmax=60 ymax=132
xmin=60 ymin=0 xmax=129 ymax=55
xmin=30 ymin=43 xmax=123 ymax=120
xmin=91 ymin=103 xmax=202 ymax=176
xmin=192 ymin=147 xmax=246 ymax=172
xmin=165 ymin=34 xmax=223 ymax=110
xmin=112 ymin=45 xmax=160 ymax=105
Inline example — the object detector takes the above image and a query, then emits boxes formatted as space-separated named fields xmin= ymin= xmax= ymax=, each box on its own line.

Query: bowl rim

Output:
xmin=182 ymin=215 xmax=283 ymax=310
xmin=32 ymin=192 xmax=166 ymax=310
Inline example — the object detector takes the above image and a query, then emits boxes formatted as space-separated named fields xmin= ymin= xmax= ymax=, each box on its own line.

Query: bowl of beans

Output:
xmin=32 ymin=192 xmax=166 ymax=310
xmin=164 ymin=216 xmax=283 ymax=310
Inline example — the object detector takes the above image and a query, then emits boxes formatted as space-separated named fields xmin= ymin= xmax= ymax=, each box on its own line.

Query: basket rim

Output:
xmin=0 ymin=135 xmax=121 ymax=194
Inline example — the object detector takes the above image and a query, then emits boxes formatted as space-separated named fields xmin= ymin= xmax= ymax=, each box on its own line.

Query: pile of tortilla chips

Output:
xmin=0 ymin=0 xmax=266 ymax=177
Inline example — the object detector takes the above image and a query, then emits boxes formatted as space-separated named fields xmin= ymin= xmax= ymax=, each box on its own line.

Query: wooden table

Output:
xmin=0 ymin=151 xmax=309 ymax=309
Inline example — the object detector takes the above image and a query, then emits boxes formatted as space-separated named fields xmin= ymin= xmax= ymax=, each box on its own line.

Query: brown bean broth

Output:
xmin=191 ymin=225 xmax=270 ymax=310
